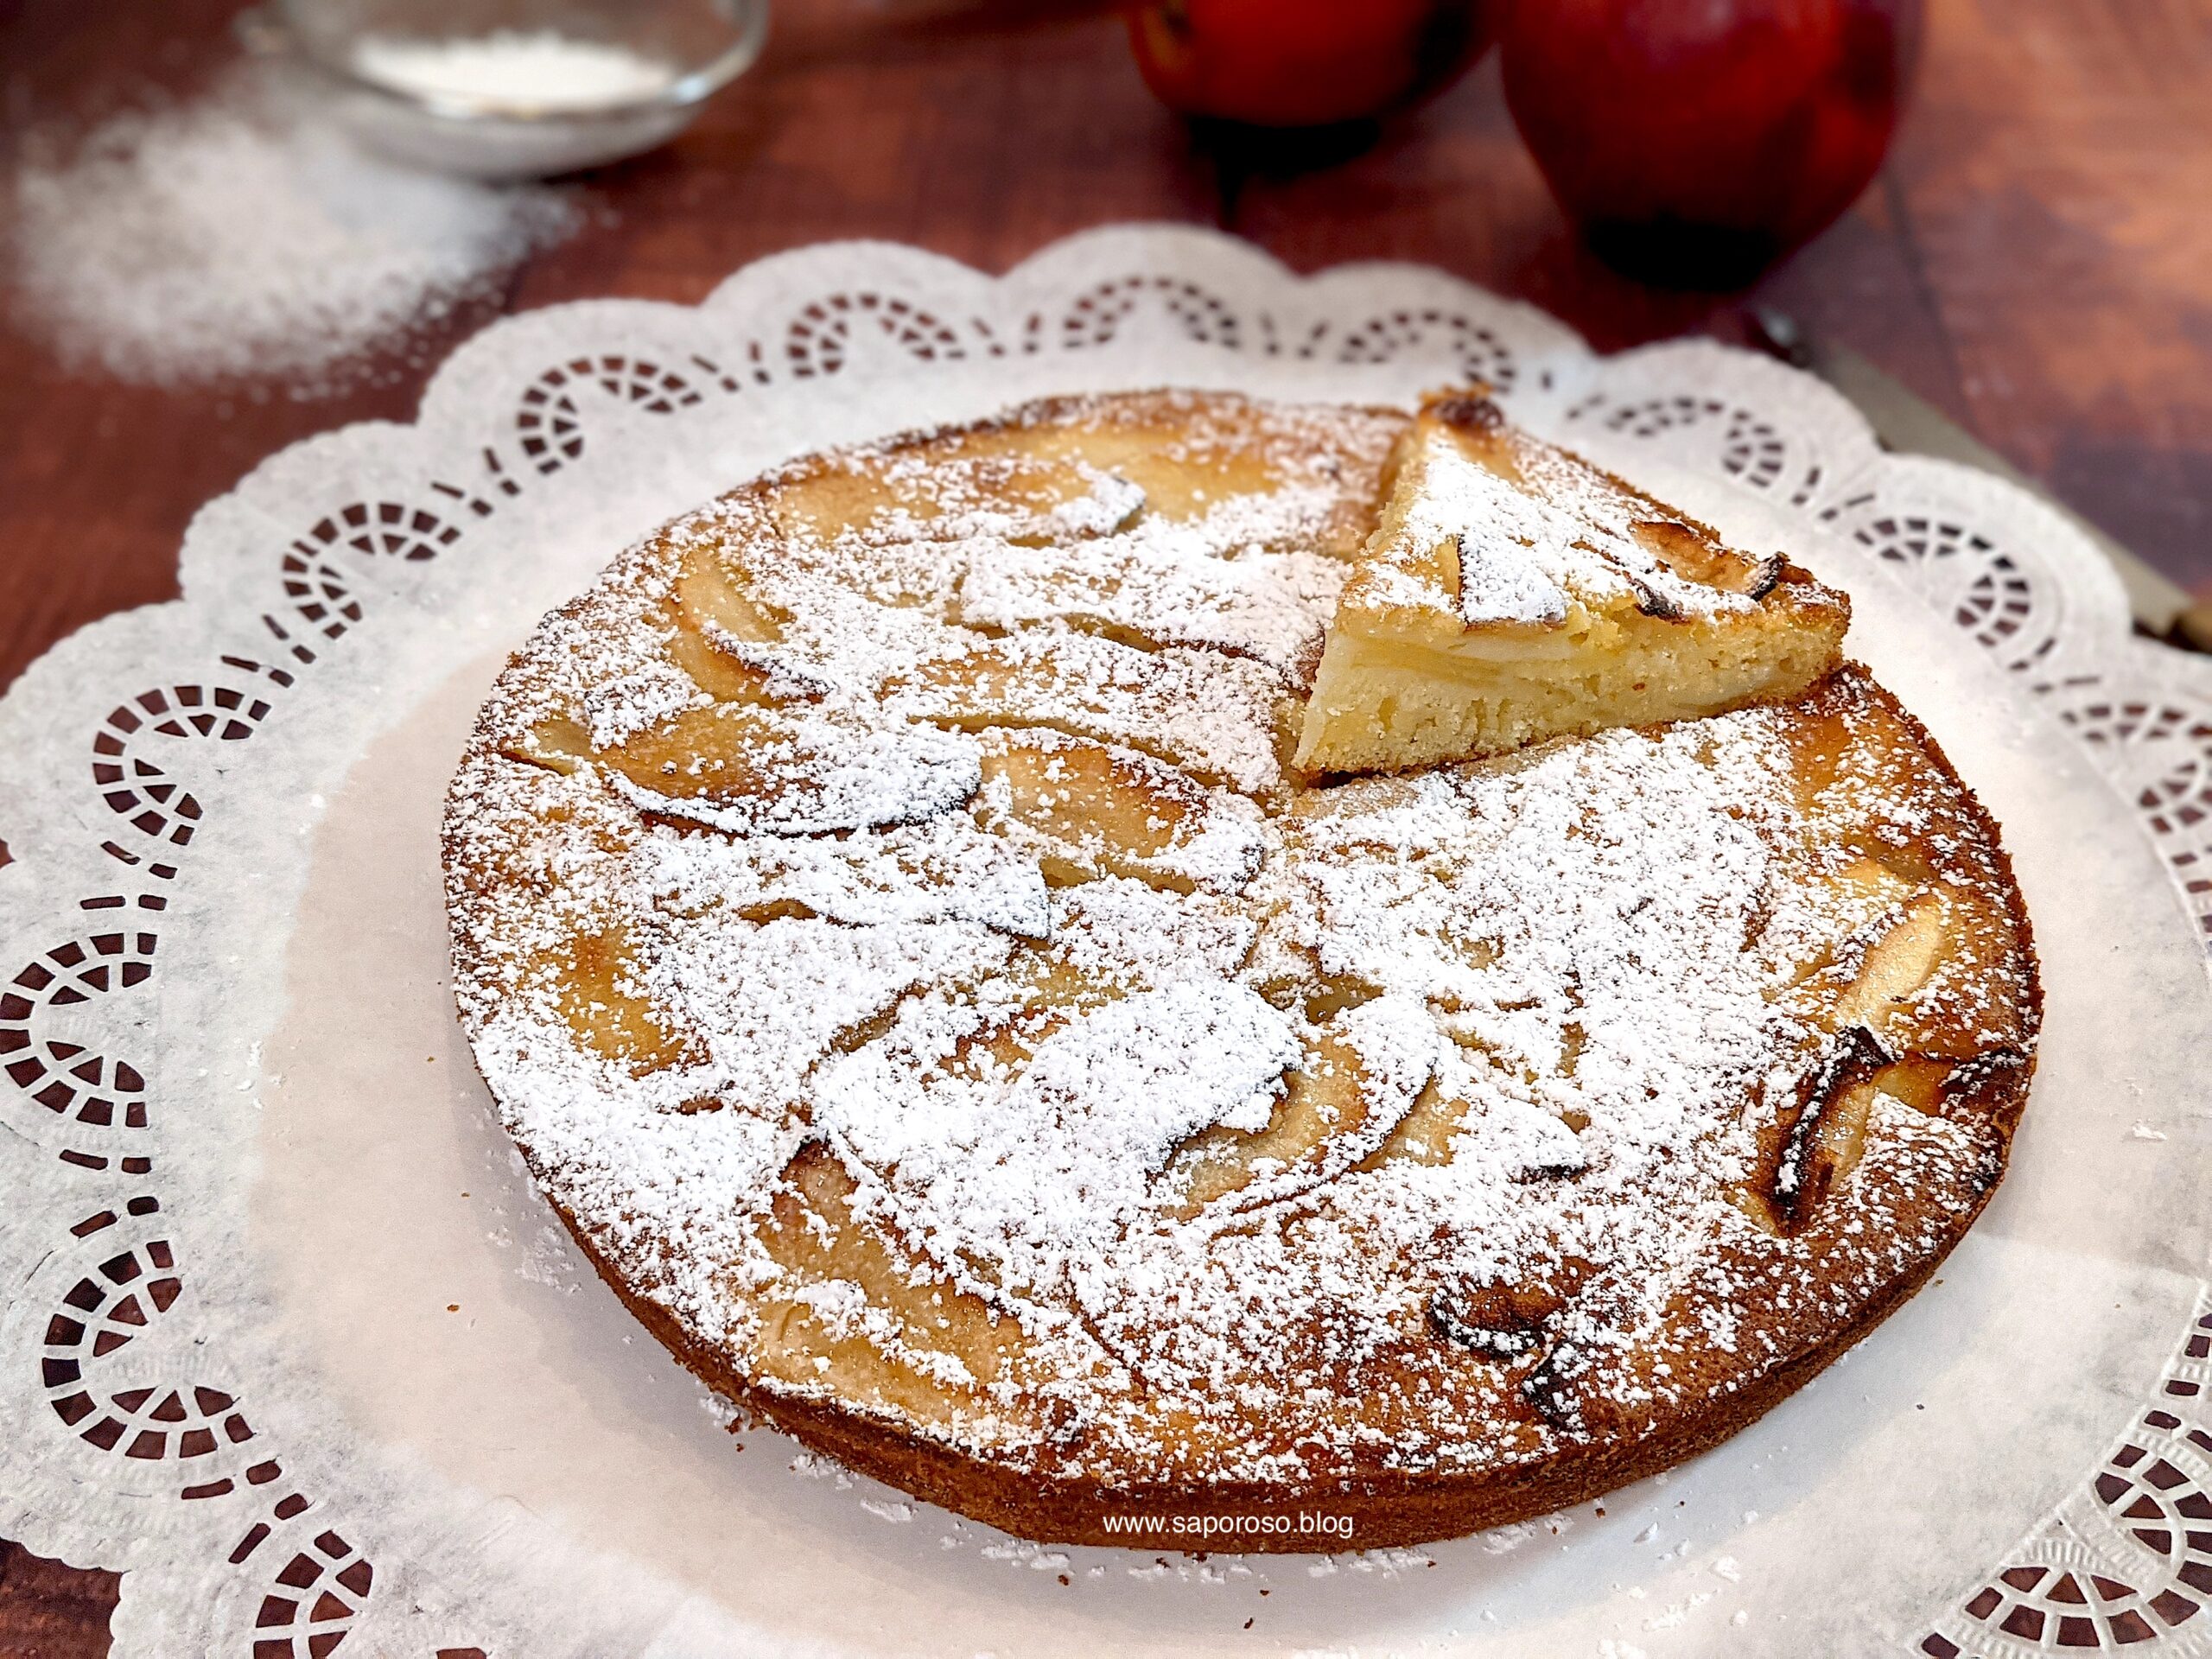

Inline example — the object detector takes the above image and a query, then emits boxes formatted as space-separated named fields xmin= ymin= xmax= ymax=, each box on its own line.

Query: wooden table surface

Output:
xmin=3 ymin=0 xmax=2209 ymax=1646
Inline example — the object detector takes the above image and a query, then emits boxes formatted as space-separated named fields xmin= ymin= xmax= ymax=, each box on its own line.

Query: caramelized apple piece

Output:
xmin=1869 ymin=1055 xmax=1952 ymax=1114
xmin=834 ymin=947 xmax=1132 ymax=1090
xmin=1018 ymin=423 xmax=1284 ymax=526
xmin=516 ymin=703 xmax=979 ymax=835
xmin=505 ymin=714 xmax=590 ymax=776
xmin=1428 ymin=1256 xmax=1593 ymax=1360
xmin=1834 ymin=896 xmax=1947 ymax=1028
xmin=1362 ymin=1075 xmax=1464 ymax=1168
xmin=753 ymin=1143 xmax=1020 ymax=1419
xmin=1761 ymin=1033 xmax=2004 ymax=1233
xmin=887 ymin=635 xmax=1289 ymax=794
xmin=970 ymin=728 xmax=1262 ymax=895
xmin=1360 ymin=1046 xmax=1580 ymax=1172
xmin=1631 ymin=518 xmax=1782 ymax=598
xmin=769 ymin=435 xmax=1141 ymax=548
xmin=550 ymin=925 xmax=699 ymax=1074
xmin=661 ymin=614 xmax=779 ymax=705
xmin=1770 ymin=1026 xmax=1886 ymax=1229
xmin=766 ymin=466 xmax=907 ymax=544
xmin=1166 ymin=1000 xmax=1433 ymax=1214
xmin=670 ymin=543 xmax=785 ymax=645
xmin=1169 ymin=1046 xmax=1342 ymax=1216
xmin=652 ymin=546 xmax=798 ymax=703
xmin=954 ymin=543 xmax=1339 ymax=681
xmin=925 ymin=952 xmax=1132 ymax=1084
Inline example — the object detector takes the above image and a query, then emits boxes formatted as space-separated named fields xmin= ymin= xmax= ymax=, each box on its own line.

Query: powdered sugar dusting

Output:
xmin=9 ymin=63 xmax=578 ymax=389
xmin=445 ymin=390 xmax=2037 ymax=1507
xmin=1356 ymin=420 xmax=1759 ymax=629
xmin=819 ymin=980 xmax=1302 ymax=1296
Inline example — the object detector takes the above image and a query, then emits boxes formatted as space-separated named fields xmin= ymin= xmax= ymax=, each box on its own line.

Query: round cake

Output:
xmin=442 ymin=390 xmax=2038 ymax=1550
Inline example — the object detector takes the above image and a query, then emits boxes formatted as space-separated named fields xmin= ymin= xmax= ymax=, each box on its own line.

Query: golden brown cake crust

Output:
xmin=554 ymin=1158 xmax=1981 ymax=1551
xmin=442 ymin=390 xmax=2038 ymax=1552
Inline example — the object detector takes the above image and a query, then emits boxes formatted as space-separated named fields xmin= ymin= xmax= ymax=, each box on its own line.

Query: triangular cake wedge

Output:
xmin=1295 ymin=393 xmax=1850 ymax=774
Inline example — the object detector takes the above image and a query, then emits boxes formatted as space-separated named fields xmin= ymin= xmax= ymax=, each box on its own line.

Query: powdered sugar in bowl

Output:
xmin=253 ymin=0 xmax=768 ymax=178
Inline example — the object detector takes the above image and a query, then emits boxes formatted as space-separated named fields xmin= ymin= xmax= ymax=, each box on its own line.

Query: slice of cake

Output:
xmin=1294 ymin=392 xmax=1849 ymax=774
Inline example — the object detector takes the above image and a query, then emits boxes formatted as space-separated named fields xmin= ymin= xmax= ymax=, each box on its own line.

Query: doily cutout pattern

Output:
xmin=0 ymin=226 xmax=2204 ymax=1656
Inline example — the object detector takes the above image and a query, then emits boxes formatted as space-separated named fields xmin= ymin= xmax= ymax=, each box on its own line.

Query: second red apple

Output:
xmin=1498 ymin=0 xmax=1922 ymax=286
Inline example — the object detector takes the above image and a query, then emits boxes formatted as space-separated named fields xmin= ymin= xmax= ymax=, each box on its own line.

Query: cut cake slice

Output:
xmin=1294 ymin=392 xmax=1849 ymax=774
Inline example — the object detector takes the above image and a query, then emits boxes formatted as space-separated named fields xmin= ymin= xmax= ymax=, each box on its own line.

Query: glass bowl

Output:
xmin=249 ymin=0 xmax=769 ymax=178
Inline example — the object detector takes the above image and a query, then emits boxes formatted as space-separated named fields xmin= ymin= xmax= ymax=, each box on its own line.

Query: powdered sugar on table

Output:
xmin=8 ymin=63 xmax=578 ymax=388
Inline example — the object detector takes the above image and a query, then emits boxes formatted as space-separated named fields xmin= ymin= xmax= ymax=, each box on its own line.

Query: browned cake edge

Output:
xmin=544 ymin=1166 xmax=1981 ymax=1551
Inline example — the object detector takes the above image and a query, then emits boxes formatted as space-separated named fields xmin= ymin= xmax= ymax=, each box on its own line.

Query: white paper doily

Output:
xmin=5 ymin=226 xmax=2212 ymax=1659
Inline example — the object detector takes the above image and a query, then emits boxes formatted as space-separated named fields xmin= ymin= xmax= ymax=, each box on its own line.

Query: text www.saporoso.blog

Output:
xmin=1100 ymin=1511 xmax=1354 ymax=1541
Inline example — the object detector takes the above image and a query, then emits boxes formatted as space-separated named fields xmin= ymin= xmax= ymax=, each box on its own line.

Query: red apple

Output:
xmin=1126 ymin=0 xmax=1491 ymax=130
xmin=1498 ymin=0 xmax=1922 ymax=286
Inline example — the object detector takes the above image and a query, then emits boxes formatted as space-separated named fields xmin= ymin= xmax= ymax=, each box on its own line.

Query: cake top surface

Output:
xmin=1339 ymin=394 xmax=1815 ymax=636
xmin=443 ymin=389 xmax=2037 ymax=1487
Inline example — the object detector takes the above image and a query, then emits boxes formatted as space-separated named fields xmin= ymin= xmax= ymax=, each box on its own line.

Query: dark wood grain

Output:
xmin=0 ymin=1544 xmax=121 ymax=1659
xmin=3 ymin=0 xmax=2209 ymax=1643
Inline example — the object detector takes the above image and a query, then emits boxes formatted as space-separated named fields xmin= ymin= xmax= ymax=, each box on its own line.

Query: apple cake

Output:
xmin=443 ymin=389 xmax=2038 ymax=1551
xmin=1297 ymin=391 xmax=1851 ymax=773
